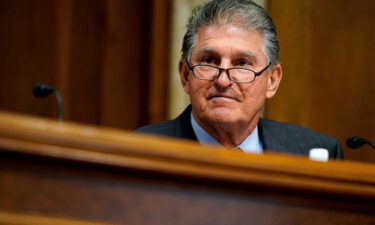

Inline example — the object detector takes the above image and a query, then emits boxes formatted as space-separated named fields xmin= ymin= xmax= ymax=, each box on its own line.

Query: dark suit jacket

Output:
xmin=136 ymin=105 xmax=343 ymax=159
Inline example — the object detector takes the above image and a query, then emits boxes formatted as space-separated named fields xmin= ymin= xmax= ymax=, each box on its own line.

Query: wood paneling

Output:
xmin=0 ymin=0 xmax=171 ymax=129
xmin=0 ymin=111 xmax=374 ymax=225
xmin=267 ymin=0 xmax=375 ymax=162
xmin=68 ymin=0 xmax=106 ymax=125
xmin=0 ymin=0 xmax=57 ymax=118
xmin=148 ymin=0 xmax=172 ymax=123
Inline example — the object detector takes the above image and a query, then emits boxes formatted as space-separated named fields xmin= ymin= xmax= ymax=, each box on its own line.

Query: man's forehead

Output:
xmin=197 ymin=47 xmax=258 ymax=58
xmin=191 ymin=24 xmax=265 ymax=60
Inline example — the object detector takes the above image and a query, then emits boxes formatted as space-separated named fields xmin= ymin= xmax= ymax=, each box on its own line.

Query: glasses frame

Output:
xmin=186 ymin=60 xmax=271 ymax=84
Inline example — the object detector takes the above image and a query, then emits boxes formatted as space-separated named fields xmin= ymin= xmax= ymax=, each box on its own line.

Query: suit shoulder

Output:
xmin=135 ymin=120 xmax=177 ymax=136
xmin=135 ymin=105 xmax=196 ymax=140
xmin=260 ymin=118 xmax=343 ymax=159
xmin=261 ymin=118 xmax=333 ymax=140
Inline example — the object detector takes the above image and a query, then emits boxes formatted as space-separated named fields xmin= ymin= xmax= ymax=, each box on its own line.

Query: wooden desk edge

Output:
xmin=0 ymin=111 xmax=374 ymax=199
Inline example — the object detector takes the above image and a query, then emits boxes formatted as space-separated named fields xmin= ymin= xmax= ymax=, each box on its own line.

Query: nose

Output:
xmin=214 ymin=69 xmax=232 ymax=88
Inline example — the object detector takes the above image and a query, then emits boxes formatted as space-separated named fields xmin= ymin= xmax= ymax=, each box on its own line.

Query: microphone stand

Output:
xmin=54 ymin=88 xmax=63 ymax=121
xmin=32 ymin=83 xmax=63 ymax=121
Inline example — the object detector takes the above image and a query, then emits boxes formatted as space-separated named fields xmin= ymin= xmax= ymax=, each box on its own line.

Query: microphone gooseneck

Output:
xmin=32 ymin=83 xmax=63 ymax=121
xmin=346 ymin=136 xmax=375 ymax=150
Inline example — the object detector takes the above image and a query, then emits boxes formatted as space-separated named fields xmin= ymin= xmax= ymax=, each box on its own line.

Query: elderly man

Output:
xmin=137 ymin=0 xmax=343 ymax=159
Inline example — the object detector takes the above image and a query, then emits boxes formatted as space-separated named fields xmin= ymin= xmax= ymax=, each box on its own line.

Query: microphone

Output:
xmin=32 ymin=83 xmax=54 ymax=98
xmin=32 ymin=83 xmax=63 ymax=121
xmin=346 ymin=136 xmax=375 ymax=150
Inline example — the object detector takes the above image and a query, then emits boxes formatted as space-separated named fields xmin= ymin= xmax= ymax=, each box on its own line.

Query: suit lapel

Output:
xmin=258 ymin=118 xmax=300 ymax=154
xmin=174 ymin=105 xmax=198 ymax=140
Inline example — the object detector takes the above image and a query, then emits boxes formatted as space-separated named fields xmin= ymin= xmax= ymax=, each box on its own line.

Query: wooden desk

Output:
xmin=0 ymin=111 xmax=374 ymax=225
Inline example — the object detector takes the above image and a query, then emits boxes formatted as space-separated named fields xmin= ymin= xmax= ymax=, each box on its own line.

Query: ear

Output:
xmin=179 ymin=59 xmax=191 ymax=94
xmin=266 ymin=64 xmax=282 ymax=99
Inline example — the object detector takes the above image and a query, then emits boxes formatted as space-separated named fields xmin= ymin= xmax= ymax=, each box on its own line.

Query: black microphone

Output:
xmin=32 ymin=83 xmax=63 ymax=121
xmin=346 ymin=136 xmax=375 ymax=150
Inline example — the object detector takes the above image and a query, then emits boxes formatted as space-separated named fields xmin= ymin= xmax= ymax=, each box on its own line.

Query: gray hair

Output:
xmin=181 ymin=0 xmax=279 ymax=65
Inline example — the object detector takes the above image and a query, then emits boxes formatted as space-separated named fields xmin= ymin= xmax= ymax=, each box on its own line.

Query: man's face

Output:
xmin=179 ymin=23 xmax=282 ymax=127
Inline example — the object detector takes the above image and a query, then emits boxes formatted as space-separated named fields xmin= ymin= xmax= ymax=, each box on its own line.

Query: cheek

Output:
xmin=188 ymin=80 xmax=209 ymax=97
xmin=240 ymin=80 xmax=268 ymax=105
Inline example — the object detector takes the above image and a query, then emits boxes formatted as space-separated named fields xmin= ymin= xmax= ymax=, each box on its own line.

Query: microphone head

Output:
xmin=32 ymin=83 xmax=55 ymax=98
xmin=346 ymin=136 xmax=366 ymax=149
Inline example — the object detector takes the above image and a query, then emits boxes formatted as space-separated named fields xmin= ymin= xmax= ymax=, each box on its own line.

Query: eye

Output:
xmin=235 ymin=59 xmax=252 ymax=67
xmin=201 ymin=56 xmax=215 ymax=64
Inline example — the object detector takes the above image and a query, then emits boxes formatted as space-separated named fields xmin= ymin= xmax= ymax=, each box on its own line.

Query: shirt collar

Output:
xmin=190 ymin=113 xmax=262 ymax=154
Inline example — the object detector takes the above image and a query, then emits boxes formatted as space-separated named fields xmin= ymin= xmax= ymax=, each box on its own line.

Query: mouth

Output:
xmin=208 ymin=94 xmax=238 ymax=101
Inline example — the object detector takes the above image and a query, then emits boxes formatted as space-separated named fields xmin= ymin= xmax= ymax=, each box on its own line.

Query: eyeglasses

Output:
xmin=186 ymin=60 xmax=271 ymax=84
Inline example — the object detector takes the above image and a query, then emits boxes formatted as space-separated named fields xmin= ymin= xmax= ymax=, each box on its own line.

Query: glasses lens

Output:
xmin=230 ymin=69 xmax=255 ymax=83
xmin=194 ymin=66 xmax=218 ymax=79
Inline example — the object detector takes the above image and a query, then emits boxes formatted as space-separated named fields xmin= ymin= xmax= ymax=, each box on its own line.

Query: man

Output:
xmin=137 ymin=0 xmax=343 ymax=159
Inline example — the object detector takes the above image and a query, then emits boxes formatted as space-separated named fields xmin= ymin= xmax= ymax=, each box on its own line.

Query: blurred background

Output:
xmin=0 ymin=0 xmax=373 ymax=162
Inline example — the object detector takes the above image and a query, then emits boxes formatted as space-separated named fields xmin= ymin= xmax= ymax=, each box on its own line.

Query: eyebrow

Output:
xmin=237 ymin=50 xmax=258 ymax=58
xmin=197 ymin=48 xmax=258 ymax=59
xmin=197 ymin=47 xmax=215 ymax=56
xmin=235 ymin=50 xmax=259 ymax=64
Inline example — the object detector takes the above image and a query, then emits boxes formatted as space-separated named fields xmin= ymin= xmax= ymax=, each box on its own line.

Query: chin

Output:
xmin=207 ymin=107 xmax=239 ymax=124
